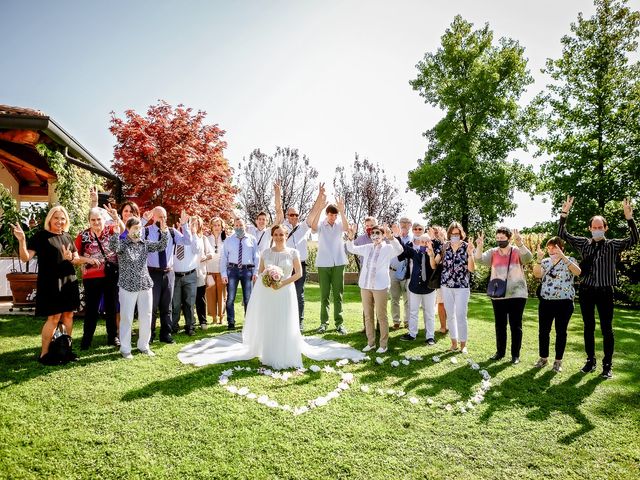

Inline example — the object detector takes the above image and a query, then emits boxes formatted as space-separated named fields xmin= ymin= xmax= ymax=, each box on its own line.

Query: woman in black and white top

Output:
xmin=109 ymin=216 xmax=168 ymax=359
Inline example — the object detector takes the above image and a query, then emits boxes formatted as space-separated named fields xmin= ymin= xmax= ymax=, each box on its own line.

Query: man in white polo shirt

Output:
xmin=311 ymin=198 xmax=349 ymax=334
xmin=274 ymin=182 xmax=326 ymax=331
xmin=247 ymin=211 xmax=271 ymax=255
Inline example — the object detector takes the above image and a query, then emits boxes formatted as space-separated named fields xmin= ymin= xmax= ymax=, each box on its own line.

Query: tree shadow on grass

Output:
xmin=479 ymin=368 xmax=604 ymax=444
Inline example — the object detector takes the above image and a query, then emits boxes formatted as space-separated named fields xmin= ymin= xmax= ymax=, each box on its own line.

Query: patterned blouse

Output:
xmin=109 ymin=231 xmax=168 ymax=292
xmin=75 ymin=225 xmax=117 ymax=280
xmin=440 ymin=241 xmax=471 ymax=289
xmin=478 ymin=245 xmax=533 ymax=299
xmin=539 ymin=256 xmax=577 ymax=301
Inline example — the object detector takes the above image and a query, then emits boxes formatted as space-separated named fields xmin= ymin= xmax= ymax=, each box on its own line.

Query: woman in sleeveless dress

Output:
xmin=178 ymin=224 xmax=365 ymax=369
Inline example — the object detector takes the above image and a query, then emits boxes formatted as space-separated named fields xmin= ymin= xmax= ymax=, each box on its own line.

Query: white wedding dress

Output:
xmin=178 ymin=247 xmax=365 ymax=369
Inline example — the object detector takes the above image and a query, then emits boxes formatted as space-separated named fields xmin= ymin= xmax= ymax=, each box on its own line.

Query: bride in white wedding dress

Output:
xmin=178 ymin=224 xmax=365 ymax=369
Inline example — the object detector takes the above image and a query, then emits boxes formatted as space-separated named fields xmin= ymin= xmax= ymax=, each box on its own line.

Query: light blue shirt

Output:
xmin=220 ymin=233 xmax=260 ymax=277
xmin=145 ymin=223 xmax=194 ymax=269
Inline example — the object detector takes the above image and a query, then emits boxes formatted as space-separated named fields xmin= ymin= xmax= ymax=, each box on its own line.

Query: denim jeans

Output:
xmin=225 ymin=266 xmax=254 ymax=327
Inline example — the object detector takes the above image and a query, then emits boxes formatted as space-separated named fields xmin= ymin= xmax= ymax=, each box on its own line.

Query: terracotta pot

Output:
xmin=6 ymin=272 xmax=37 ymax=307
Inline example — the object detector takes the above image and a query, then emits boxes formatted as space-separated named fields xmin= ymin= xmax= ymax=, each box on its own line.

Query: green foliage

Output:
xmin=409 ymin=15 xmax=537 ymax=234
xmin=616 ymin=243 xmax=640 ymax=306
xmin=535 ymin=0 xmax=640 ymax=233
xmin=36 ymin=143 xmax=100 ymax=236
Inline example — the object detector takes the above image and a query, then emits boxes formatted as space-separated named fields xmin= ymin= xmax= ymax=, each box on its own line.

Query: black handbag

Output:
xmin=428 ymin=263 xmax=442 ymax=290
xmin=487 ymin=248 xmax=512 ymax=298
xmin=95 ymin=232 xmax=119 ymax=279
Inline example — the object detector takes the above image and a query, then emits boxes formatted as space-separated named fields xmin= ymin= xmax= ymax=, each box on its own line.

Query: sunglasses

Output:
xmin=288 ymin=213 xmax=299 ymax=217
xmin=413 ymin=228 xmax=424 ymax=231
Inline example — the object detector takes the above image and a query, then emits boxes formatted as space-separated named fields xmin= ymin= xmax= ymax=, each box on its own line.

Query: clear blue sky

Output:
xmin=3 ymin=0 xmax=637 ymax=227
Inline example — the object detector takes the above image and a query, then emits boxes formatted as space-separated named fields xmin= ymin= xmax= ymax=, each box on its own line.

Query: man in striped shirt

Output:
xmin=558 ymin=196 xmax=638 ymax=379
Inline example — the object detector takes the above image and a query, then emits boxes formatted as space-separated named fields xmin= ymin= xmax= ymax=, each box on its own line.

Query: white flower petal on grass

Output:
xmin=396 ymin=391 xmax=406 ymax=397
xmin=262 ymin=369 xmax=273 ymax=377
xmin=432 ymin=356 xmax=441 ymax=363
xmin=470 ymin=363 xmax=480 ymax=370
xmin=360 ymin=385 xmax=371 ymax=393
xmin=297 ymin=367 xmax=308 ymax=373
xmin=409 ymin=397 xmax=419 ymax=405
xmin=309 ymin=365 xmax=321 ymax=373
xmin=385 ymin=389 xmax=395 ymax=395
xmin=444 ymin=404 xmax=453 ymax=411
xmin=390 ymin=360 xmax=400 ymax=367
xmin=293 ymin=406 xmax=309 ymax=416
xmin=281 ymin=405 xmax=292 ymax=411
xmin=322 ymin=366 xmax=336 ymax=373
xmin=234 ymin=366 xmax=243 ymax=371
xmin=364 ymin=356 xmax=371 ymax=361
xmin=280 ymin=372 xmax=292 ymax=381
xmin=376 ymin=389 xmax=385 ymax=395
xmin=426 ymin=398 xmax=434 ymax=405
xmin=337 ymin=382 xmax=350 ymax=391
xmin=459 ymin=407 xmax=467 ymax=414
xmin=401 ymin=359 xmax=410 ymax=366
xmin=222 ymin=369 xmax=233 ymax=377
xmin=245 ymin=367 xmax=252 ymax=371
xmin=226 ymin=385 xmax=238 ymax=394
xmin=341 ymin=373 xmax=354 ymax=383
xmin=266 ymin=400 xmax=279 ymax=408
xmin=314 ymin=396 xmax=328 ymax=407
xmin=218 ymin=376 xmax=229 ymax=385
xmin=375 ymin=357 xmax=385 ymax=365
xmin=450 ymin=357 xmax=458 ymax=364
xmin=327 ymin=391 xmax=340 ymax=400
xmin=257 ymin=395 xmax=269 ymax=404
xmin=237 ymin=387 xmax=250 ymax=396
xmin=246 ymin=393 xmax=257 ymax=400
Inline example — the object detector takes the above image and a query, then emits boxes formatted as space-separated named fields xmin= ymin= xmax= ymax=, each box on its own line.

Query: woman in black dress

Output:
xmin=13 ymin=206 xmax=85 ymax=362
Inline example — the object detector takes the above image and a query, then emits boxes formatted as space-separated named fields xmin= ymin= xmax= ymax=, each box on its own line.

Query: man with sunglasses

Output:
xmin=274 ymin=182 xmax=327 ymax=331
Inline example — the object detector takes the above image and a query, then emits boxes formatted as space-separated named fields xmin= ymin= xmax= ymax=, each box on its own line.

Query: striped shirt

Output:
xmin=558 ymin=216 xmax=638 ymax=287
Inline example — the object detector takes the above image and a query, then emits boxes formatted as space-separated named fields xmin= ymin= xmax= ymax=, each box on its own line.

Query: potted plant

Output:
xmin=0 ymin=184 xmax=48 ymax=309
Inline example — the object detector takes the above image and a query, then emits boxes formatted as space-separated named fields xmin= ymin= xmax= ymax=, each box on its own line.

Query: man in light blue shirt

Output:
xmin=145 ymin=207 xmax=193 ymax=344
xmin=221 ymin=218 xmax=259 ymax=330
xmin=389 ymin=217 xmax=413 ymax=329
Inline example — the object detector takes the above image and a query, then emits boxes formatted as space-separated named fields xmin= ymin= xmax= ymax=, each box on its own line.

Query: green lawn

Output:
xmin=1 ymin=285 xmax=639 ymax=479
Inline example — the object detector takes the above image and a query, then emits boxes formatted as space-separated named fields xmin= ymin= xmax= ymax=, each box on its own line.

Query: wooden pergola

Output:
xmin=0 ymin=105 xmax=119 ymax=204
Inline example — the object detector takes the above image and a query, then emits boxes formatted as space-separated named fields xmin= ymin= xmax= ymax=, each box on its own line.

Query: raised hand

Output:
xmin=179 ymin=210 xmax=189 ymax=226
xmin=274 ymin=182 xmax=281 ymax=196
xmin=347 ymin=223 xmax=357 ymax=240
xmin=467 ymin=237 xmax=475 ymax=254
xmin=383 ymin=224 xmax=393 ymax=239
xmin=390 ymin=223 xmax=400 ymax=237
xmin=537 ymin=246 xmax=545 ymax=262
xmin=11 ymin=223 xmax=25 ymax=242
xmin=623 ymin=197 xmax=634 ymax=219
xmin=61 ymin=244 xmax=73 ymax=262
xmin=103 ymin=203 xmax=119 ymax=221
xmin=89 ymin=185 xmax=98 ymax=207
xmin=142 ymin=210 xmax=153 ymax=222
xmin=318 ymin=182 xmax=326 ymax=197
xmin=561 ymin=195 xmax=574 ymax=215
xmin=513 ymin=228 xmax=522 ymax=245
xmin=336 ymin=197 xmax=346 ymax=214
xmin=476 ymin=232 xmax=484 ymax=250
xmin=159 ymin=217 xmax=168 ymax=232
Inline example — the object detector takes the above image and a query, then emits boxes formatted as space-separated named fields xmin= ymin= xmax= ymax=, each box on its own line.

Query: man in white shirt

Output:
xmin=311 ymin=198 xmax=349 ymax=334
xmin=389 ymin=216 xmax=413 ymax=329
xmin=247 ymin=211 xmax=271 ymax=255
xmin=274 ymin=182 xmax=326 ymax=331
xmin=171 ymin=217 xmax=204 ymax=335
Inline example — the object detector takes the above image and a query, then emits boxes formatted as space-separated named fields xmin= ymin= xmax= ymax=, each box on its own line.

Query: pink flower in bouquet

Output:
xmin=262 ymin=264 xmax=285 ymax=288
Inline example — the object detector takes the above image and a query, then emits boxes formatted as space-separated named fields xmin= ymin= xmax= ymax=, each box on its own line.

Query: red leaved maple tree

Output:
xmin=110 ymin=100 xmax=236 ymax=219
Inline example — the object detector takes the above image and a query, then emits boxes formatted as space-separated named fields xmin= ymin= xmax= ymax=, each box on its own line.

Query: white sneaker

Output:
xmin=375 ymin=347 xmax=387 ymax=354
xmin=140 ymin=349 xmax=156 ymax=357
xmin=121 ymin=352 xmax=134 ymax=360
xmin=362 ymin=345 xmax=376 ymax=352
xmin=461 ymin=347 xmax=468 ymax=354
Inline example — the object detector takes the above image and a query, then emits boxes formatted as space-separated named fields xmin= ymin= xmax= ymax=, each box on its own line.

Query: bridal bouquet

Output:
xmin=262 ymin=265 xmax=284 ymax=288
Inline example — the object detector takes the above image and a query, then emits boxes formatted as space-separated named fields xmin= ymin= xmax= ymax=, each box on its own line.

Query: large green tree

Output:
xmin=536 ymin=0 xmax=640 ymax=236
xmin=409 ymin=15 xmax=536 ymax=234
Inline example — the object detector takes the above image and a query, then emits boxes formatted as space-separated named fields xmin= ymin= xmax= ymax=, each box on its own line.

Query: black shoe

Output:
xmin=107 ymin=337 xmax=121 ymax=347
xmin=227 ymin=324 xmax=236 ymax=331
xmin=490 ymin=353 xmax=505 ymax=361
xmin=80 ymin=344 xmax=90 ymax=351
xmin=601 ymin=364 xmax=613 ymax=379
xmin=171 ymin=327 xmax=179 ymax=334
xmin=400 ymin=333 xmax=416 ymax=341
xmin=185 ymin=330 xmax=196 ymax=336
xmin=581 ymin=358 xmax=597 ymax=373
xmin=160 ymin=335 xmax=175 ymax=344
xmin=511 ymin=356 xmax=520 ymax=365
xmin=149 ymin=332 xmax=156 ymax=344
xmin=425 ymin=338 xmax=435 ymax=346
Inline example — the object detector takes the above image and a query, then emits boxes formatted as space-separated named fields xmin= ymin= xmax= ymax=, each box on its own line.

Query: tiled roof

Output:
xmin=0 ymin=105 xmax=46 ymax=117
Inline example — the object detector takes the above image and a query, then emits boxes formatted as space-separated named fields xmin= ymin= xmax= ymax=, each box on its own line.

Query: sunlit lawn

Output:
xmin=1 ymin=285 xmax=639 ymax=479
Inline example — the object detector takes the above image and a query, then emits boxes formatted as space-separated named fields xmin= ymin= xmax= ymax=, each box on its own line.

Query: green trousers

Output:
xmin=318 ymin=265 xmax=345 ymax=327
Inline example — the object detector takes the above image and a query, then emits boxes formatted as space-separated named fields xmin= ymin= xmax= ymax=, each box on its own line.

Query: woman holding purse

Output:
xmin=475 ymin=226 xmax=532 ymax=364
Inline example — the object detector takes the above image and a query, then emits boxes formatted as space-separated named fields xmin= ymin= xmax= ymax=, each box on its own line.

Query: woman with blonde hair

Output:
xmin=205 ymin=217 xmax=227 ymax=324
xmin=191 ymin=216 xmax=213 ymax=329
xmin=12 ymin=206 xmax=84 ymax=363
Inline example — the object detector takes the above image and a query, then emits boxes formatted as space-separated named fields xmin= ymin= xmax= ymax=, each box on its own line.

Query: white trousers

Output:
xmin=441 ymin=286 xmax=470 ymax=342
xmin=408 ymin=290 xmax=436 ymax=339
xmin=119 ymin=288 xmax=153 ymax=355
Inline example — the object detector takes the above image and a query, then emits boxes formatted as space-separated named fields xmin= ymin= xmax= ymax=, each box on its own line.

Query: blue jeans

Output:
xmin=226 ymin=266 xmax=254 ymax=327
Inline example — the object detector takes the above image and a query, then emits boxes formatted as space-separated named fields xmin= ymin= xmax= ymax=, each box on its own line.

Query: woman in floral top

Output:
xmin=430 ymin=221 xmax=475 ymax=353
xmin=532 ymin=237 xmax=581 ymax=372
xmin=109 ymin=216 xmax=168 ymax=359
xmin=475 ymin=226 xmax=533 ymax=364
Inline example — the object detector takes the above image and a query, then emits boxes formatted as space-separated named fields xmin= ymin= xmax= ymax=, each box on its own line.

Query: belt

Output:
xmin=228 ymin=263 xmax=255 ymax=269
xmin=148 ymin=266 xmax=172 ymax=273
xmin=174 ymin=268 xmax=196 ymax=278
